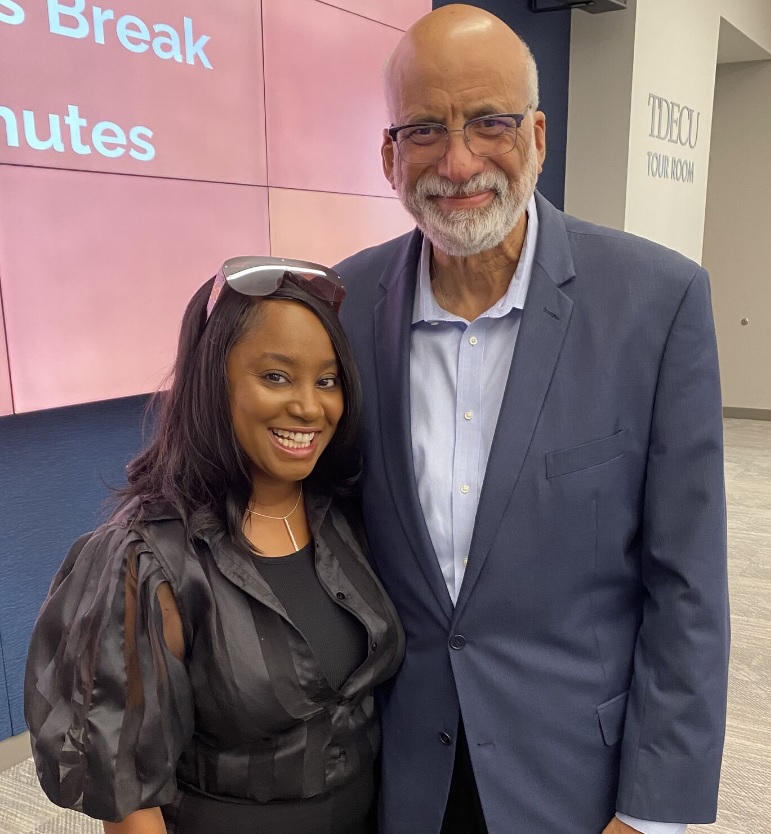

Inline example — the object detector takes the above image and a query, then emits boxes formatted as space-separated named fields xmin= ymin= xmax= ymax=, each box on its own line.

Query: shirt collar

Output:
xmin=412 ymin=193 xmax=539 ymax=325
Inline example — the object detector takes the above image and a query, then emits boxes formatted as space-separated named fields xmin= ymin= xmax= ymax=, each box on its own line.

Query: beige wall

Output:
xmin=702 ymin=60 xmax=771 ymax=411
xmin=566 ymin=0 xmax=771 ymax=261
xmin=564 ymin=4 xmax=635 ymax=230
xmin=719 ymin=0 xmax=771 ymax=54
xmin=625 ymin=0 xmax=720 ymax=262
xmin=566 ymin=0 xmax=771 ymax=410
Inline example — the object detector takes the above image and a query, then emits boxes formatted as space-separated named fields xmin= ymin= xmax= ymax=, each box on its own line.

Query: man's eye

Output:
xmin=476 ymin=118 xmax=506 ymax=132
xmin=402 ymin=125 xmax=443 ymax=144
xmin=471 ymin=117 xmax=516 ymax=137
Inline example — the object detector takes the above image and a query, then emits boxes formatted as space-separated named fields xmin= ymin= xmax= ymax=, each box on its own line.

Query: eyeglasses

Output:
xmin=388 ymin=109 xmax=532 ymax=165
xmin=205 ymin=256 xmax=346 ymax=320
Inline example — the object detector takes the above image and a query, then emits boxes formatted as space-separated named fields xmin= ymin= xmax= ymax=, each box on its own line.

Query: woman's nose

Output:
xmin=287 ymin=386 xmax=324 ymax=421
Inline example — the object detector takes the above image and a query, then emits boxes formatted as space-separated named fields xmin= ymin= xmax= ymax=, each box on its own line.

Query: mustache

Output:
xmin=412 ymin=171 xmax=509 ymax=200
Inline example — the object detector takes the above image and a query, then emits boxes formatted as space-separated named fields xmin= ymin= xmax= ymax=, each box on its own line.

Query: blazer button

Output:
xmin=449 ymin=634 xmax=466 ymax=650
xmin=336 ymin=592 xmax=346 ymax=600
xmin=439 ymin=731 xmax=452 ymax=745
xmin=371 ymin=641 xmax=378 ymax=651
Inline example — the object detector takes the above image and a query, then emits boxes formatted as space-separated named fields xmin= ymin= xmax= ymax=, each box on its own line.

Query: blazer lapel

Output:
xmin=454 ymin=195 xmax=576 ymax=619
xmin=374 ymin=231 xmax=454 ymax=622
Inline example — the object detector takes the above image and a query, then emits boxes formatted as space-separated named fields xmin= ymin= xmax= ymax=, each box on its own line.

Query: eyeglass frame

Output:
xmin=205 ymin=256 xmax=346 ymax=321
xmin=387 ymin=108 xmax=533 ymax=164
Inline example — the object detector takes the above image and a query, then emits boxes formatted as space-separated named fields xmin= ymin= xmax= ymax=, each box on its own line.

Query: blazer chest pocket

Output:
xmin=545 ymin=430 xmax=625 ymax=479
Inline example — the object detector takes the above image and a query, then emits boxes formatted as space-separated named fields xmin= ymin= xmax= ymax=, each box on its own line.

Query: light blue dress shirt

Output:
xmin=408 ymin=197 xmax=687 ymax=834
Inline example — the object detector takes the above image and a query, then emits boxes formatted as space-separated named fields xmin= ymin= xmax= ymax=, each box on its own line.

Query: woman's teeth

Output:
xmin=272 ymin=429 xmax=315 ymax=449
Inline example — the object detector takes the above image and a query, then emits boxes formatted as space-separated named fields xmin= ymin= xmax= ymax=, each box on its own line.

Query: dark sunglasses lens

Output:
xmin=219 ymin=258 xmax=345 ymax=311
xmin=298 ymin=274 xmax=346 ymax=311
xmin=226 ymin=268 xmax=283 ymax=297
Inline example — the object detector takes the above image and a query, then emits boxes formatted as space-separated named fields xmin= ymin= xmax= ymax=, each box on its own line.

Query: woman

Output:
xmin=24 ymin=257 xmax=405 ymax=834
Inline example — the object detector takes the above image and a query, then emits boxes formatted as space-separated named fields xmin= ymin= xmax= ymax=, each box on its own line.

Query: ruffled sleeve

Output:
xmin=24 ymin=524 xmax=194 ymax=822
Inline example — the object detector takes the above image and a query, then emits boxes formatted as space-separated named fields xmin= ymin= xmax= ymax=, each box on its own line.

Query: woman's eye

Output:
xmin=317 ymin=376 xmax=339 ymax=389
xmin=263 ymin=372 xmax=288 ymax=384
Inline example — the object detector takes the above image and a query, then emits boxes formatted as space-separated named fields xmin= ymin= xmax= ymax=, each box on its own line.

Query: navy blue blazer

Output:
xmin=336 ymin=192 xmax=729 ymax=834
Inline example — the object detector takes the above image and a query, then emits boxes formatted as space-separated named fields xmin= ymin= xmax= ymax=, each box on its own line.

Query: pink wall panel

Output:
xmin=0 ymin=291 xmax=12 ymax=415
xmin=320 ymin=0 xmax=431 ymax=32
xmin=269 ymin=188 xmax=413 ymax=268
xmin=0 ymin=166 xmax=269 ymax=412
xmin=262 ymin=0 xmax=400 ymax=198
xmin=0 ymin=1 xmax=267 ymax=185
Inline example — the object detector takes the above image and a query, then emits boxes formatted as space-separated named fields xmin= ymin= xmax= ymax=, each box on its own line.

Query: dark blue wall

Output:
xmin=433 ymin=0 xmax=572 ymax=209
xmin=0 ymin=0 xmax=572 ymax=743
xmin=0 ymin=396 xmax=148 ymax=735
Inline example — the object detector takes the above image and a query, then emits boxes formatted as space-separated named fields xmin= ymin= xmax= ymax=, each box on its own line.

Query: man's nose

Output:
xmin=435 ymin=130 xmax=487 ymax=183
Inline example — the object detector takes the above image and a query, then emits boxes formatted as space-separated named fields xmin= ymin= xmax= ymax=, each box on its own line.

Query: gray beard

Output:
xmin=396 ymin=146 xmax=539 ymax=257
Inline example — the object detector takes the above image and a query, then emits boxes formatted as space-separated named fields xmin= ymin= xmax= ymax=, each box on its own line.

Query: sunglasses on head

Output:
xmin=205 ymin=256 xmax=346 ymax=320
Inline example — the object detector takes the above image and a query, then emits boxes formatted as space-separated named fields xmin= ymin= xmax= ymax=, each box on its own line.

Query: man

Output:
xmin=336 ymin=5 xmax=729 ymax=834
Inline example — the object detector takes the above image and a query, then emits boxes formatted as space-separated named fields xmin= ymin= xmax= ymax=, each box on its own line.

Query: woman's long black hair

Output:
xmin=113 ymin=273 xmax=363 ymax=552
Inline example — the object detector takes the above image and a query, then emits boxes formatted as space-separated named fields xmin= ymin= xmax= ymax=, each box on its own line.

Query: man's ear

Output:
xmin=381 ymin=129 xmax=397 ymax=191
xmin=533 ymin=110 xmax=547 ymax=173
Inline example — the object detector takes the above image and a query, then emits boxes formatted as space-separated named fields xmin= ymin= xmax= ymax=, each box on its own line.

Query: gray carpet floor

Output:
xmin=1 ymin=418 xmax=769 ymax=833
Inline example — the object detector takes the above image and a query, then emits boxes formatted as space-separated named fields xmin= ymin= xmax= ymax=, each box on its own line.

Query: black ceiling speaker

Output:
xmin=529 ymin=0 xmax=627 ymax=13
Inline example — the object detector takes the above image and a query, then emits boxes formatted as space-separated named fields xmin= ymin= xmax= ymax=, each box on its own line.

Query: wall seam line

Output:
xmin=0 ymin=256 xmax=16 ymax=413
xmin=260 ymin=0 xmax=272 ymax=253
xmin=314 ymin=1 xmax=407 ymax=33
xmin=0 ymin=162 xmax=401 ymax=203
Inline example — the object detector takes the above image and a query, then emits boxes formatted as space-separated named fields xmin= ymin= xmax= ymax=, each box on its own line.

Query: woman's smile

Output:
xmin=269 ymin=427 xmax=321 ymax=455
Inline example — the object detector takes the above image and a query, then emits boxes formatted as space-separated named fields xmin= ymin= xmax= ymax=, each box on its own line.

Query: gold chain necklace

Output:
xmin=247 ymin=484 xmax=303 ymax=552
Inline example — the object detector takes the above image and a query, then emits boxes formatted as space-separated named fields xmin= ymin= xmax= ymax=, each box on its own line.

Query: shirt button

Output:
xmin=460 ymin=484 xmax=470 ymax=494
xmin=439 ymin=731 xmax=453 ymax=745
xmin=469 ymin=336 xmax=478 ymax=345
xmin=429 ymin=321 xmax=439 ymax=326
xmin=462 ymin=557 xmax=468 ymax=567
xmin=464 ymin=410 xmax=474 ymax=421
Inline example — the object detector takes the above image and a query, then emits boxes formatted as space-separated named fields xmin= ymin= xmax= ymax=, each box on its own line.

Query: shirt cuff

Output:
xmin=616 ymin=812 xmax=687 ymax=834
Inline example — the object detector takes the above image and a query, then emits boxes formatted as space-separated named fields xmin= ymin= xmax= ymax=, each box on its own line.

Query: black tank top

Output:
xmin=253 ymin=542 xmax=368 ymax=690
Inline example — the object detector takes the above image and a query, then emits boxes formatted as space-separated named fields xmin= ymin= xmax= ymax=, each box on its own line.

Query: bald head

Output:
xmin=384 ymin=4 xmax=539 ymax=123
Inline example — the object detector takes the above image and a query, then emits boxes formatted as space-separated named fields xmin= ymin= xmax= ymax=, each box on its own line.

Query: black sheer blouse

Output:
xmin=24 ymin=489 xmax=404 ymax=823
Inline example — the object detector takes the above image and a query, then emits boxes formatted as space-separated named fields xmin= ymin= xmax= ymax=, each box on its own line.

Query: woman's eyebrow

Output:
xmin=258 ymin=352 xmax=295 ymax=364
xmin=257 ymin=353 xmax=339 ymax=369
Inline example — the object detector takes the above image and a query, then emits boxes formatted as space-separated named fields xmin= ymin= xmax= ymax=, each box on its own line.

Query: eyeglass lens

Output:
xmin=396 ymin=115 xmax=522 ymax=164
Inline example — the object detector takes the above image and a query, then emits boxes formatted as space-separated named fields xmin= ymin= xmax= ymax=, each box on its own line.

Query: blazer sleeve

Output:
xmin=616 ymin=268 xmax=730 ymax=822
xmin=24 ymin=524 xmax=195 ymax=822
